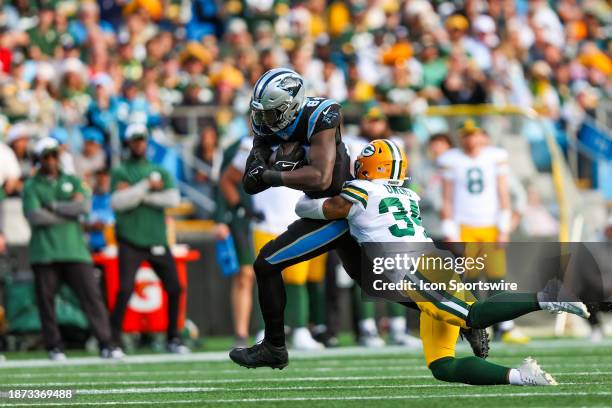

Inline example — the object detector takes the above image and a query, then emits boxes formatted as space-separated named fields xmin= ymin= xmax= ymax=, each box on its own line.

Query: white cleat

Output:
xmin=48 ymin=349 xmax=67 ymax=362
xmin=358 ymin=332 xmax=386 ymax=348
xmin=389 ymin=332 xmax=422 ymax=348
xmin=292 ymin=327 xmax=324 ymax=351
xmin=537 ymin=279 xmax=590 ymax=319
xmin=517 ymin=357 xmax=558 ymax=386
xmin=100 ymin=346 xmax=125 ymax=360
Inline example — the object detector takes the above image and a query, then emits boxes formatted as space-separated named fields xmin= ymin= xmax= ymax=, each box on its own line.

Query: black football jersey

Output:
xmin=251 ymin=97 xmax=352 ymax=199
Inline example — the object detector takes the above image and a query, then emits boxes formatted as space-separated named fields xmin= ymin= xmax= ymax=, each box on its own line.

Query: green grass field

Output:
xmin=0 ymin=338 xmax=611 ymax=407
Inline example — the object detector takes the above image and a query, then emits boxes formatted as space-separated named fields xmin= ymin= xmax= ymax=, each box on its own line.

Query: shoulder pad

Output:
xmin=307 ymin=99 xmax=341 ymax=141
xmin=341 ymin=180 xmax=370 ymax=208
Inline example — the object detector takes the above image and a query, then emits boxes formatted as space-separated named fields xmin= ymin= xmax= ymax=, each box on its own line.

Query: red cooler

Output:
xmin=93 ymin=247 xmax=200 ymax=333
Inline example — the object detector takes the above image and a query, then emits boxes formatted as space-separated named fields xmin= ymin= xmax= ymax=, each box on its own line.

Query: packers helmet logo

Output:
xmin=361 ymin=144 xmax=375 ymax=157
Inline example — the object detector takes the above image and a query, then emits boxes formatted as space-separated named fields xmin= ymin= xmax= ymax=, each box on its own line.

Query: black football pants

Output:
xmin=254 ymin=218 xmax=363 ymax=346
xmin=32 ymin=262 xmax=113 ymax=351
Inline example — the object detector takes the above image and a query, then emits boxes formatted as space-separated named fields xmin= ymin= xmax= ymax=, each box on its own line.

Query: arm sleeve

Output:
xmin=51 ymin=199 xmax=91 ymax=218
xmin=295 ymin=195 xmax=327 ymax=220
xmin=110 ymin=179 xmax=150 ymax=211
xmin=51 ymin=177 xmax=92 ymax=217
xmin=26 ymin=208 xmax=67 ymax=226
xmin=142 ymin=188 xmax=181 ymax=208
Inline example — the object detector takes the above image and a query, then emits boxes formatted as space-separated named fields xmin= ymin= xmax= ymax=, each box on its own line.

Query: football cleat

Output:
xmin=358 ymin=332 xmax=386 ymax=348
xmin=389 ymin=332 xmax=422 ymax=348
xmin=460 ymin=327 xmax=489 ymax=358
xmin=537 ymin=279 xmax=590 ymax=318
xmin=292 ymin=328 xmax=324 ymax=351
xmin=48 ymin=348 xmax=67 ymax=362
xmin=167 ymin=338 xmax=191 ymax=354
xmin=517 ymin=357 xmax=558 ymax=386
xmin=230 ymin=341 xmax=289 ymax=369
xmin=100 ymin=346 xmax=125 ymax=360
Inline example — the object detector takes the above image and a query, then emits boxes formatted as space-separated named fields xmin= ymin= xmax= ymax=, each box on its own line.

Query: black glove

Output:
xmin=243 ymin=156 xmax=270 ymax=195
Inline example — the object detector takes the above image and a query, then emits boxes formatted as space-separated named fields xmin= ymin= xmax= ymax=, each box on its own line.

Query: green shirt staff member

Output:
xmin=109 ymin=123 xmax=189 ymax=354
xmin=23 ymin=137 xmax=123 ymax=361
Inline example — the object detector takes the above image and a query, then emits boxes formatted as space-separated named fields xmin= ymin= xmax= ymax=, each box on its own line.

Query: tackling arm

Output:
xmin=295 ymin=194 xmax=353 ymax=220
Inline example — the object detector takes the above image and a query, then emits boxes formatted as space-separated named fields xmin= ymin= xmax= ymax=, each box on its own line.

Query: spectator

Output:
xmin=7 ymin=122 xmax=34 ymax=184
xmin=412 ymin=133 xmax=453 ymax=241
xmin=22 ymin=137 xmax=123 ymax=361
xmin=0 ymin=139 xmax=21 ymax=253
xmin=50 ymin=127 xmax=76 ymax=175
xmin=86 ymin=73 xmax=119 ymax=142
xmin=441 ymin=48 xmax=488 ymax=105
xmin=109 ymin=123 xmax=188 ymax=354
xmin=74 ymin=127 xmax=107 ymax=186
xmin=86 ymin=168 xmax=114 ymax=252
xmin=26 ymin=3 xmax=59 ymax=59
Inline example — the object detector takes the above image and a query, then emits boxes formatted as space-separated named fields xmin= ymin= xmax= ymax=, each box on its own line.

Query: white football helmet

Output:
xmin=250 ymin=68 xmax=305 ymax=132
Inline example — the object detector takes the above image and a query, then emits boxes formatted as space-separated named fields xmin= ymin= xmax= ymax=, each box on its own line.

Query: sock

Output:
xmin=307 ymin=281 xmax=326 ymax=326
xmin=508 ymin=368 xmax=523 ymax=385
xmin=389 ymin=316 xmax=406 ymax=336
xmin=359 ymin=318 xmax=377 ymax=335
xmin=284 ymin=284 xmax=308 ymax=328
xmin=467 ymin=292 xmax=540 ymax=329
xmin=429 ymin=356 xmax=510 ymax=385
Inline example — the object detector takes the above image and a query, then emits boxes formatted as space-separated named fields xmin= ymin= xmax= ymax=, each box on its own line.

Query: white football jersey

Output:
xmin=341 ymin=179 xmax=431 ymax=243
xmin=231 ymin=136 xmax=302 ymax=234
xmin=437 ymin=146 xmax=509 ymax=226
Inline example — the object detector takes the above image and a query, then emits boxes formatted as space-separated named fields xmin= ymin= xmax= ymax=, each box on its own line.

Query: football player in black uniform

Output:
xmin=229 ymin=68 xmax=361 ymax=369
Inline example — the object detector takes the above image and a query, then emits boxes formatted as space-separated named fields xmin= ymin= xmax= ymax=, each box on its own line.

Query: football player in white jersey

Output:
xmin=438 ymin=119 xmax=528 ymax=344
xmin=295 ymin=139 xmax=589 ymax=386
xmin=342 ymin=103 xmax=417 ymax=348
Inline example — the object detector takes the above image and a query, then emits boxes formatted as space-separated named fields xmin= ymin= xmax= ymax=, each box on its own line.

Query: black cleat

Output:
xmin=229 ymin=341 xmax=289 ymax=369
xmin=460 ymin=327 xmax=489 ymax=359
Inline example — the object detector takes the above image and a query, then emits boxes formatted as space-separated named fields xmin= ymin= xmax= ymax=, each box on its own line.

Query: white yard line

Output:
xmin=5 ymin=371 xmax=612 ymax=388
xmin=1 ymin=391 xmax=611 ymax=407
xmin=2 ymin=375 xmax=437 ymax=387
xmin=8 ymin=361 xmax=612 ymax=379
xmin=1 ymin=339 xmax=610 ymax=370
xmin=72 ymin=382 xmax=608 ymax=395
